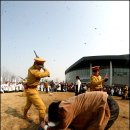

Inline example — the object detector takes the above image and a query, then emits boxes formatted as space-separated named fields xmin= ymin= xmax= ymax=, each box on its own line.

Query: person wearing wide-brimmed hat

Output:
xmin=23 ymin=56 xmax=50 ymax=124
xmin=90 ymin=66 xmax=108 ymax=91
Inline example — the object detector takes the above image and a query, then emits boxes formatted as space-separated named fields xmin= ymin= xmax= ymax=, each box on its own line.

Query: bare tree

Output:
xmin=1 ymin=66 xmax=17 ymax=83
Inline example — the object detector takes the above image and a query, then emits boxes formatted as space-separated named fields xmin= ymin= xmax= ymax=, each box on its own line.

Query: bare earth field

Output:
xmin=1 ymin=92 xmax=129 ymax=130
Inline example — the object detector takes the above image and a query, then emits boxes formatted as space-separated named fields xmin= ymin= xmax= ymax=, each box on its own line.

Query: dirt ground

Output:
xmin=1 ymin=92 xmax=129 ymax=130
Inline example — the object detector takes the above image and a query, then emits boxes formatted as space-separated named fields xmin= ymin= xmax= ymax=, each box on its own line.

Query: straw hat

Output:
xmin=34 ymin=57 xmax=46 ymax=62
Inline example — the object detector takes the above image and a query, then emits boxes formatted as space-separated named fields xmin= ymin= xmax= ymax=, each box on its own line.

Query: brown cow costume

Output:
xmin=39 ymin=91 xmax=119 ymax=130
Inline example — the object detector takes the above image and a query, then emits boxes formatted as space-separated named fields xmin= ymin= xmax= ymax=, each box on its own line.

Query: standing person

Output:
xmin=90 ymin=66 xmax=108 ymax=91
xmin=110 ymin=88 xmax=114 ymax=96
xmin=44 ymin=80 xmax=49 ymax=93
xmin=40 ymin=82 xmax=44 ymax=92
xmin=50 ymin=80 xmax=55 ymax=92
xmin=23 ymin=56 xmax=50 ymax=125
xmin=0 ymin=83 xmax=4 ymax=93
xmin=122 ymin=85 xmax=128 ymax=99
xmin=75 ymin=76 xmax=81 ymax=96
xmin=60 ymin=82 xmax=64 ymax=92
xmin=40 ymin=91 xmax=119 ymax=130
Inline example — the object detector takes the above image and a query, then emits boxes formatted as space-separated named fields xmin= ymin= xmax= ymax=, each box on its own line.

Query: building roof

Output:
xmin=65 ymin=54 xmax=129 ymax=74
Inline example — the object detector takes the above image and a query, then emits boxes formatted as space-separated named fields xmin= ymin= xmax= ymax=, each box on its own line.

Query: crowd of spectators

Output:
xmin=1 ymin=80 xmax=129 ymax=99
xmin=0 ymin=81 xmax=24 ymax=93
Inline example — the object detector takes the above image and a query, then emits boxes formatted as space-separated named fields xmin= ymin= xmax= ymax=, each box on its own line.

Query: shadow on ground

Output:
xmin=5 ymin=107 xmax=39 ymax=130
xmin=20 ymin=124 xmax=39 ymax=130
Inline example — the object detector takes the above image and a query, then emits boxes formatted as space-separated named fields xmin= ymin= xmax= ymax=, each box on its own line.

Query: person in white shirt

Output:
xmin=0 ymin=83 xmax=4 ymax=93
xmin=57 ymin=83 xmax=61 ymax=92
xmin=8 ymin=82 xmax=12 ymax=92
xmin=111 ymin=88 xmax=114 ymax=96
xmin=11 ymin=83 xmax=16 ymax=92
xmin=4 ymin=82 xmax=9 ymax=92
xmin=40 ymin=83 xmax=44 ymax=92
xmin=75 ymin=76 xmax=81 ymax=96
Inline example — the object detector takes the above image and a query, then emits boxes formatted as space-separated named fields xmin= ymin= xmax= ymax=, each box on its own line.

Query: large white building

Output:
xmin=65 ymin=54 xmax=129 ymax=86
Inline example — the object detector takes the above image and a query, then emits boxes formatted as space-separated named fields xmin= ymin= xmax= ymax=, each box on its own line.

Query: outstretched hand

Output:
xmin=104 ymin=74 xmax=109 ymax=82
xmin=104 ymin=78 xmax=108 ymax=82
xmin=45 ymin=115 xmax=48 ymax=124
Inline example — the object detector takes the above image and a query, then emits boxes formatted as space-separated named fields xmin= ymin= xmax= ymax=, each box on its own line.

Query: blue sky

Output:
xmin=1 ymin=1 xmax=129 ymax=81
